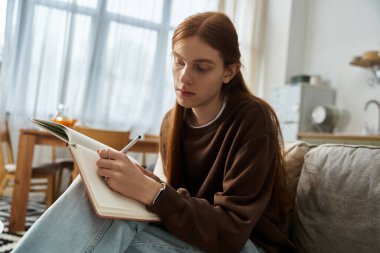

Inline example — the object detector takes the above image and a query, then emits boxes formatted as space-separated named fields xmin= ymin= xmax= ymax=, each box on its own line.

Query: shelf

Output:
xmin=350 ymin=57 xmax=380 ymax=86
xmin=350 ymin=58 xmax=380 ymax=67
xmin=298 ymin=132 xmax=380 ymax=146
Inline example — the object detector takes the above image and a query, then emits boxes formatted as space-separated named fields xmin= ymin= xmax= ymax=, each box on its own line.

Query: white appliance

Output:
xmin=270 ymin=84 xmax=336 ymax=141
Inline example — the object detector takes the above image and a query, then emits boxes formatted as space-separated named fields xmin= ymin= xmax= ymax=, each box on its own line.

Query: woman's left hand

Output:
xmin=96 ymin=148 xmax=162 ymax=205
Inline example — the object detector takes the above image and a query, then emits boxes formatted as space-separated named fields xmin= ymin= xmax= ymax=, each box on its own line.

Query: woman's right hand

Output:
xmin=96 ymin=149 xmax=162 ymax=205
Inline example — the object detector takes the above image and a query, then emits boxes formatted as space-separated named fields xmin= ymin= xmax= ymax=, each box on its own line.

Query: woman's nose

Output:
xmin=179 ymin=66 xmax=193 ymax=85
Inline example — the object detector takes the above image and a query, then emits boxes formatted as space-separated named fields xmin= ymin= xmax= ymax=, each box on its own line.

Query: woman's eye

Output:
xmin=175 ymin=59 xmax=185 ymax=66
xmin=195 ymin=65 xmax=209 ymax=72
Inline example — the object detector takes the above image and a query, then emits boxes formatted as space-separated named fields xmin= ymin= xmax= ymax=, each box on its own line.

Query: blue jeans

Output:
xmin=12 ymin=177 xmax=264 ymax=253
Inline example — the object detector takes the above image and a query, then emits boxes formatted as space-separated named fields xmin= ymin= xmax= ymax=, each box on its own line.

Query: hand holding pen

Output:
xmin=97 ymin=134 xmax=163 ymax=205
xmin=103 ymin=134 xmax=141 ymax=160
xmin=101 ymin=134 xmax=141 ymax=184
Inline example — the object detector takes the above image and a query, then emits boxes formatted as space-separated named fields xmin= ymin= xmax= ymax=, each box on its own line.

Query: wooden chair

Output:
xmin=0 ymin=118 xmax=71 ymax=206
xmin=71 ymin=125 xmax=131 ymax=178
xmin=144 ymin=134 xmax=160 ymax=141
xmin=142 ymin=134 xmax=160 ymax=168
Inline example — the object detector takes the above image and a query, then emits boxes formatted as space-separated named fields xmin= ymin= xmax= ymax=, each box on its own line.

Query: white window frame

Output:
xmin=32 ymin=0 xmax=175 ymax=106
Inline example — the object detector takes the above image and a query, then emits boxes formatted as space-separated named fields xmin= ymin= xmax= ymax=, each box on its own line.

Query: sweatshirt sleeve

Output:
xmin=147 ymin=129 xmax=277 ymax=253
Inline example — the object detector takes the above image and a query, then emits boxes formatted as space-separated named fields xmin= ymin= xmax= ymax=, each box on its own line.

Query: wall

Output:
xmin=259 ymin=0 xmax=292 ymax=97
xmin=262 ymin=0 xmax=380 ymax=134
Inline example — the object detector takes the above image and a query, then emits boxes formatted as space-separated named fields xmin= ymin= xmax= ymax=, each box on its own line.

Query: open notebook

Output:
xmin=31 ymin=119 xmax=160 ymax=221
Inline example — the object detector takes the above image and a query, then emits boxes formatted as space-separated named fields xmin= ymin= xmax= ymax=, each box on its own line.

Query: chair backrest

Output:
xmin=0 ymin=119 xmax=14 ymax=164
xmin=140 ymin=134 xmax=160 ymax=167
xmin=0 ymin=119 xmax=14 ymax=178
xmin=144 ymin=134 xmax=160 ymax=141
xmin=74 ymin=125 xmax=131 ymax=151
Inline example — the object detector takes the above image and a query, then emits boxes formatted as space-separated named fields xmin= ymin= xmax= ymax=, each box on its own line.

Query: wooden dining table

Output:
xmin=9 ymin=128 xmax=160 ymax=233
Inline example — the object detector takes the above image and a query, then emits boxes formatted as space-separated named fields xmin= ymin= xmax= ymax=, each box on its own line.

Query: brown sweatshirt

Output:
xmin=147 ymin=97 xmax=295 ymax=253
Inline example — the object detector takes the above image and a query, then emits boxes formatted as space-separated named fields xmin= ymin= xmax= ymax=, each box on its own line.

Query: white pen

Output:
xmin=121 ymin=134 xmax=141 ymax=154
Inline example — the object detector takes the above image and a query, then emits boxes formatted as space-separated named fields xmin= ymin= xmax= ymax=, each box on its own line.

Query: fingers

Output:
xmin=97 ymin=148 xmax=120 ymax=160
xmin=97 ymin=148 xmax=133 ymax=161
xmin=96 ymin=148 xmax=136 ymax=181
xmin=97 ymin=166 xmax=113 ymax=178
xmin=97 ymin=148 xmax=128 ymax=166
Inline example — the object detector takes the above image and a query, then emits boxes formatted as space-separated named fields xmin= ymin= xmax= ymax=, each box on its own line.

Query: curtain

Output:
xmin=0 ymin=0 xmax=266 ymax=159
xmin=217 ymin=0 xmax=267 ymax=97
xmin=0 ymin=0 xmax=218 ymax=154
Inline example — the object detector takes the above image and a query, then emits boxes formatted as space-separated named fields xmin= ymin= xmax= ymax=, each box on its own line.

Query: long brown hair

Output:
xmin=164 ymin=12 xmax=286 ymax=209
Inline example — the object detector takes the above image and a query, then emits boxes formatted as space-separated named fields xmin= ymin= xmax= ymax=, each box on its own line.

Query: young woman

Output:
xmin=13 ymin=12 xmax=295 ymax=253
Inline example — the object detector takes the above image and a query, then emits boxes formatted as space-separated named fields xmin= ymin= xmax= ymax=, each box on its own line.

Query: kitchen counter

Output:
xmin=297 ymin=132 xmax=380 ymax=146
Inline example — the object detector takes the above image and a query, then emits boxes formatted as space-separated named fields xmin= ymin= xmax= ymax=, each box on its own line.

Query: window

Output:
xmin=2 ymin=0 xmax=217 ymax=133
xmin=0 ymin=0 xmax=8 ymax=67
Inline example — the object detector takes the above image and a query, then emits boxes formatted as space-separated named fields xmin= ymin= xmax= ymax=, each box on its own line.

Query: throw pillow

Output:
xmin=281 ymin=141 xmax=310 ymax=237
xmin=292 ymin=144 xmax=380 ymax=253
xmin=283 ymin=141 xmax=310 ymax=213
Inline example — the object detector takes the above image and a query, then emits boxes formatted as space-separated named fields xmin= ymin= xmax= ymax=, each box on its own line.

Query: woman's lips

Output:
xmin=177 ymin=88 xmax=195 ymax=97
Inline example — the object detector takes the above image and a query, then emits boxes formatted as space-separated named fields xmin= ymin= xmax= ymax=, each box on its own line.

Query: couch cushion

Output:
xmin=292 ymin=144 xmax=380 ymax=253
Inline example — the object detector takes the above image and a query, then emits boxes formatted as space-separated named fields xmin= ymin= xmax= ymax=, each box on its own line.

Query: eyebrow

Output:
xmin=172 ymin=52 xmax=216 ymax=65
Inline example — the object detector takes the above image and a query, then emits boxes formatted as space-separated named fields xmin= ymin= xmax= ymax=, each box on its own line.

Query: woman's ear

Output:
xmin=222 ymin=63 xmax=240 ymax=83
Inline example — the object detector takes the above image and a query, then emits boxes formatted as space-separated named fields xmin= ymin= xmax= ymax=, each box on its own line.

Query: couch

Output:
xmin=283 ymin=141 xmax=380 ymax=253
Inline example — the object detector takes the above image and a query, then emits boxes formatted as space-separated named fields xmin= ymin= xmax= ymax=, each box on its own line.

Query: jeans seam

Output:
xmin=83 ymin=219 xmax=114 ymax=253
xmin=130 ymin=241 xmax=202 ymax=252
